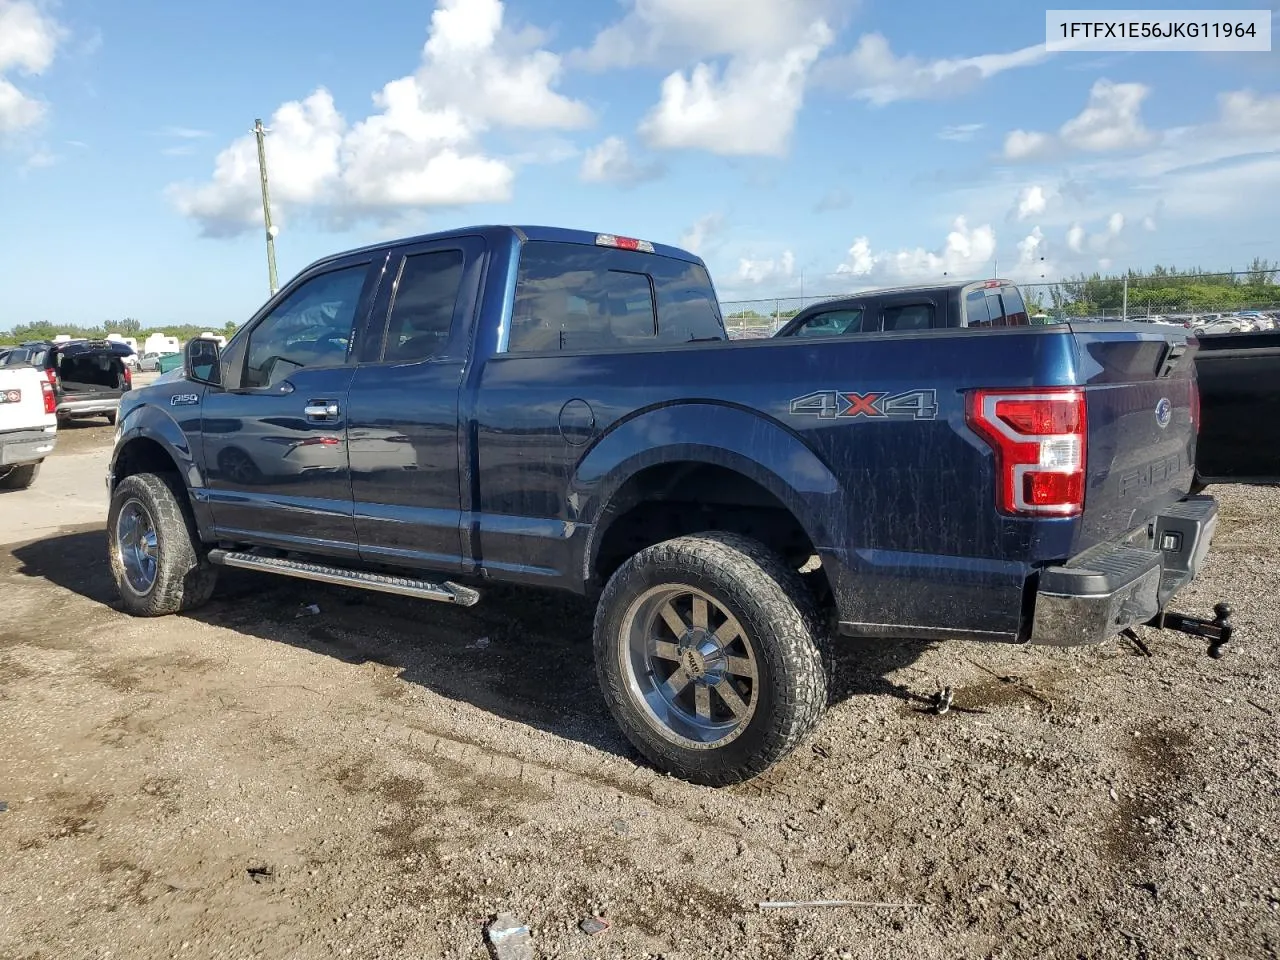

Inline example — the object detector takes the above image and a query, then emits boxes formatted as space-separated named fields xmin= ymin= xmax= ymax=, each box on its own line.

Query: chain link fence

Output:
xmin=720 ymin=269 xmax=1280 ymax=338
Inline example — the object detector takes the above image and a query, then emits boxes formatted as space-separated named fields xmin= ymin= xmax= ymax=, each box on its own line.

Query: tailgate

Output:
xmin=1069 ymin=322 xmax=1198 ymax=552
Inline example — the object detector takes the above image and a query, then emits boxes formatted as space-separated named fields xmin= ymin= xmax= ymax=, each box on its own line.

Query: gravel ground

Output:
xmin=1 ymin=459 xmax=1278 ymax=959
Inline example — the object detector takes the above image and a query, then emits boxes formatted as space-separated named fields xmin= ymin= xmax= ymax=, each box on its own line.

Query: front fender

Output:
xmin=572 ymin=402 xmax=847 ymax=578
xmin=112 ymin=399 xmax=206 ymax=492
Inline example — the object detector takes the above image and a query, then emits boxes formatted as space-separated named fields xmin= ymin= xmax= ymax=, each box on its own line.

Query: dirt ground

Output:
xmin=1 ymin=428 xmax=1278 ymax=959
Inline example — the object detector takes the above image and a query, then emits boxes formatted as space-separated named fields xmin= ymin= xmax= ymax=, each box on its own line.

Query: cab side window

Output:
xmin=382 ymin=251 xmax=465 ymax=362
xmin=243 ymin=264 xmax=369 ymax=389
xmin=881 ymin=302 xmax=935 ymax=331
xmin=791 ymin=308 xmax=865 ymax=338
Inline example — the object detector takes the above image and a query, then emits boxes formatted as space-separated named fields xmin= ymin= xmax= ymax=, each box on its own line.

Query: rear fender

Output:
xmin=573 ymin=402 xmax=846 ymax=578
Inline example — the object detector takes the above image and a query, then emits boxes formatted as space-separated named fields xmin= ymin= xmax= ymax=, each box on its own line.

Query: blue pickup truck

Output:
xmin=106 ymin=225 xmax=1227 ymax=785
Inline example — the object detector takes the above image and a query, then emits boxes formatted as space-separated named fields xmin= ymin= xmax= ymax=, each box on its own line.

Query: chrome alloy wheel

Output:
xmin=115 ymin=498 xmax=159 ymax=595
xmin=620 ymin=586 xmax=759 ymax=749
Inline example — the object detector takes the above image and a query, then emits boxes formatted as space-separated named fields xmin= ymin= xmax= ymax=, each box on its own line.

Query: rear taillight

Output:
xmin=123 ymin=365 xmax=132 ymax=387
xmin=40 ymin=379 xmax=56 ymax=414
xmin=967 ymin=388 xmax=1088 ymax=517
xmin=45 ymin=367 xmax=57 ymax=387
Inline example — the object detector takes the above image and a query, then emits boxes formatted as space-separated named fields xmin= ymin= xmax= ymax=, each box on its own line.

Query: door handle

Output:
xmin=304 ymin=400 xmax=340 ymax=421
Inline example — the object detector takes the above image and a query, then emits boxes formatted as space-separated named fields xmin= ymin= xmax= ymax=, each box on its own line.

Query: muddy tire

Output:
xmin=0 ymin=462 xmax=40 ymax=490
xmin=108 ymin=472 xmax=217 ymax=616
xmin=594 ymin=532 xmax=828 ymax=787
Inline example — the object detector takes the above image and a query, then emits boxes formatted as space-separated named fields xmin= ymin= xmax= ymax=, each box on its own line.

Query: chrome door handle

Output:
xmin=304 ymin=401 xmax=340 ymax=420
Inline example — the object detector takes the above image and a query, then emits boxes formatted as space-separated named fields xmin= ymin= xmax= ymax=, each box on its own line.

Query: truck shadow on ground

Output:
xmin=9 ymin=525 xmax=935 ymax=762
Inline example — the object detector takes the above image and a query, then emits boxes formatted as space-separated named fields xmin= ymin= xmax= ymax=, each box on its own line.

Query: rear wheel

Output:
xmin=594 ymin=532 xmax=828 ymax=786
xmin=105 ymin=411 xmax=117 ymax=426
xmin=0 ymin=462 xmax=40 ymax=490
xmin=108 ymin=472 xmax=217 ymax=616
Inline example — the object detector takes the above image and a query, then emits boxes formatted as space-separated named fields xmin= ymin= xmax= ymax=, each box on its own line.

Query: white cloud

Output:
xmin=1066 ymin=223 xmax=1086 ymax=253
xmin=168 ymin=0 xmax=588 ymax=235
xmin=814 ymin=33 xmax=1049 ymax=106
xmin=1014 ymin=185 xmax=1047 ymax=221
xmin=1003 ymin=129 xmax=1052 ymax=161
xmin=1002 ymin=79 xmax=1154 ymax=162
xmin=0 ymin=0 xmax=63 ymax=138
xmin=739 ymin=249 xmax=796 ymax=284
xmin=836 ymin=217 xmax=996 ymax=284
xmin=678 ymin=213 xmax=725 ymax=256
xmin=577 ymin=0 xmax=838 ymax=69
xmin=1017 ymin=226 xmax=1047 ymax=272
xmin=938 ymin=123 xmax=984 ymax=142
xmin=1059 ymin=80 xmax=1153 ymax=152
xmin=160 ymin=126 xmax=211 ymax=140
xmin=1218 ymin=89 xmax=1280 ymax=135
xmin=579 ymin=136 xmax=663 ymax=185
xmin=638 ymin=21 xmax=832 ymax=156
xmin=1142 ymin=215 xmax=1157 ymax=232
xmin=1106 ymin=212 xmax=1124 ymax=235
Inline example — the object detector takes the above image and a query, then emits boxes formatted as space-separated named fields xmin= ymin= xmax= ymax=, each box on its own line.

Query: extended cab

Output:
xmin=106 ymin=225 xmax=1226 ymax=786
xmin=0 ymin=365 xmax=57 ymax=489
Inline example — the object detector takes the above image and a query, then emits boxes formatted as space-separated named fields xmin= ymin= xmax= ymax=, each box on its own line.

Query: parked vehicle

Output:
xmin=772 ymin=279 xmax=1032 ymax=338
xmin=106 ymin=225 xmax=1228 ymax=785
xmin=1 ymin=339 xmax=133 ymax=424
xmin=0 ymin=364 xmax=57 ymax=489
xmin=138 ymin=351 xmax=178 ymax=372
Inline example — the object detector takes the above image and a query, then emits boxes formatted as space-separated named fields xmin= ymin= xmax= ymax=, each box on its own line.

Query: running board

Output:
xmin=206 ymin=550 xmax=480 ymax=607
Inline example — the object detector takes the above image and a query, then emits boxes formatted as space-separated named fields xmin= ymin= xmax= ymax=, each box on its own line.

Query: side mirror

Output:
xmin=184 ymin=337 xmax=223 ymax=387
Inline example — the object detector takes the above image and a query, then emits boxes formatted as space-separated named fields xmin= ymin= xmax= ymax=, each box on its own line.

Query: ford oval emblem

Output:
xmin=1155 ymin=397 xmax=1172 ymax=429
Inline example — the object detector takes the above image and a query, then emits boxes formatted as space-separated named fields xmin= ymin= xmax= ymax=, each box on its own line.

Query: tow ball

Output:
xmin=1148 ymin=603 xmax=1235 ymax=659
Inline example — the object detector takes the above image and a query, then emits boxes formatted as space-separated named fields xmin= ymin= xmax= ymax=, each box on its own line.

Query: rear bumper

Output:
xmin=58 ymin=397 xmax=120 ymax=417
xmin=1029 ymin=495 xmax=1218 ymax=646
xmin=0 ymin=428 xmax=57 ymax=465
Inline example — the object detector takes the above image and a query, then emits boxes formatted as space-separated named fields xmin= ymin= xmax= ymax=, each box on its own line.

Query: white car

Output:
xmin=0 ymin=365 xmax=57 ymax=490
xmin=138 ymin=351 xmax=178 ymax=372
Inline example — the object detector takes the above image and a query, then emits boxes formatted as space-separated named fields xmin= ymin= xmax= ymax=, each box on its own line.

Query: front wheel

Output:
xmin=594 ymin=532 xmax=828 ymax=786
xmin=108 ymin=472 xmax=217 ymax=616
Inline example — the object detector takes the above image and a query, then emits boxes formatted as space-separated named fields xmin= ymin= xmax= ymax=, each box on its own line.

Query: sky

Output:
xmin=1 ymin=0 xmax=1279 ymax=328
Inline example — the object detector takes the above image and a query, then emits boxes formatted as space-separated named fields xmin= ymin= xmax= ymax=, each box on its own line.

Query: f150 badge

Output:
xmin=171 ymin=394 xmax=200 ymax=406
xmin=789 ymin=389 xmax=939 ymax=421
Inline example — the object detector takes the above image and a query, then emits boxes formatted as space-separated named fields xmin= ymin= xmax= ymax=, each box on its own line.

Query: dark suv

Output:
xmin=1 ymin=339 xmax=133 ymax=424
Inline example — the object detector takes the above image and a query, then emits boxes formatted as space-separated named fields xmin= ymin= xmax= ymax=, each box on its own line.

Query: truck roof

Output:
xmin=310 ymin=224 xmax=705 ymax=275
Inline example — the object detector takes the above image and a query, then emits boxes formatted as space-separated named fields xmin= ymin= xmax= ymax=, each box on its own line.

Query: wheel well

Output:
xmin=113 ymin=437 xmax=181 ymax=488
xmin=591 ymin=462 xmax=832 ymax=604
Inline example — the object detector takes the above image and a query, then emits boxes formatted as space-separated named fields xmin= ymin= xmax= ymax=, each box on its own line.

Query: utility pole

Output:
xmin=253 ymin=118 xmax=279 ymax=296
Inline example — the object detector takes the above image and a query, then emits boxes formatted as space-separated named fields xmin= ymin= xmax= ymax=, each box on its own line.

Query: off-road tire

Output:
xmin=0 ymin=462 xmax=40 ymax=490
xmin=108 ymin=472 xmax=217 ymax=616
xmin=594 ymin=531 xmax=828 ymax=786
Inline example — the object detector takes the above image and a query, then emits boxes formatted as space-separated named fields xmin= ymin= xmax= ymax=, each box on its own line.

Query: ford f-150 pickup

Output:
xmin=106 ymin=224 xmax=1228 ymax=786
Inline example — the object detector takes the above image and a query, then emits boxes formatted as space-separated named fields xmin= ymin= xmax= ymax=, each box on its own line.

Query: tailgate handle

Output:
xmin=1157 ymin=343 xmax=1187 ymax=379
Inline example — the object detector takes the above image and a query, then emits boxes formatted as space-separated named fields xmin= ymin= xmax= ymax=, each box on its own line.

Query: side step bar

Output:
xmin=207 ymin=549 xmax=480 ymax=607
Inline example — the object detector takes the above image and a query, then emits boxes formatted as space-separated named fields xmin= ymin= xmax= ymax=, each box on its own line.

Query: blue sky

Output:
xmin=1 ymin=0 xmax=1278 ymax=328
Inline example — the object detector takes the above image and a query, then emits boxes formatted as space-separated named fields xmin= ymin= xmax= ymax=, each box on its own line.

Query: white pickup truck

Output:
xmin=0 ymin=366 xmax=57 ymax=490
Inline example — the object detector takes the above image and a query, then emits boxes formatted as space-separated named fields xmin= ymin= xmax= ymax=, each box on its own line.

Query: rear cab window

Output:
xmin=507 ymin=241 xmax=725 ymax=353
xmin=879 ymin=301 xmax=936 ymax=332
xmin=964 ymin=283 xmax=1030 ymax=327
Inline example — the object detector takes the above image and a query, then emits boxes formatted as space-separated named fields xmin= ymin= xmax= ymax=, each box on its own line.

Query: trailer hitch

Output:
xmin=1148 ymin=603 xmax=1235 ymax=659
